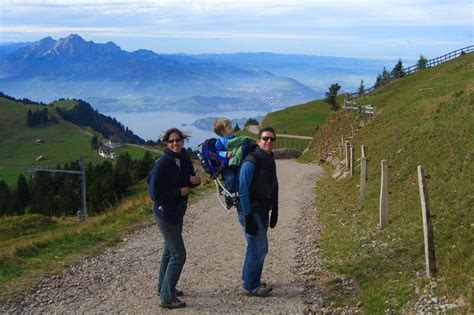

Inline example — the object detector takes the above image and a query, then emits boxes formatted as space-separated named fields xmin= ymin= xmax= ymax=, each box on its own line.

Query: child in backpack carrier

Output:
xmin=213 ymin=118 xmax=256 ymax=209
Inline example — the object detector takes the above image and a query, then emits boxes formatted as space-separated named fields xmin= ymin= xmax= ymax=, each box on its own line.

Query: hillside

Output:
xmin=0 ymin=95 xmax=152 ymax=186
xmin=298 ymin=53 xmax=473 ymax=312
xmin=262 ymin=99 xmax=331 ymax=136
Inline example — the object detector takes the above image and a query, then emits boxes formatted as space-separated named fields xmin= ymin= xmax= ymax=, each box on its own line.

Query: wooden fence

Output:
xmin=348 ymin=45 xmax=474 ymax=98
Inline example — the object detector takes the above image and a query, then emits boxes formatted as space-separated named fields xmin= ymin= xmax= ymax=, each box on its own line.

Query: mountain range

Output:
xmin=0 ymin=34 xmax=388 ymax=113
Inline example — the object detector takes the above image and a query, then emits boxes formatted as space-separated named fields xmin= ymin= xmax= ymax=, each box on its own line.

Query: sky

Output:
xmin=0 ymin=0 xmax=472 ymax=60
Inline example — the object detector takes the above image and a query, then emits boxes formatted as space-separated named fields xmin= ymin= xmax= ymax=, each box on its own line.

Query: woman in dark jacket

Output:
xmin=147 ymin=128 xmax=200 ymax=309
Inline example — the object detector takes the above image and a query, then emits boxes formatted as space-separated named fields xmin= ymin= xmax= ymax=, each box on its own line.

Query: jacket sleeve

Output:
xmin=215 ymin=137 xmax=229 ymax=158
xmin=188 ymin=158 xmax=200 ymax=188
xmin=271 ymin=173 xmax=279 ymax=212
xmin=238 ymin=160 xmax=255 ymax=216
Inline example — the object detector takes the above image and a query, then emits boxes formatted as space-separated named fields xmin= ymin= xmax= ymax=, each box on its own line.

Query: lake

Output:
xmin=108 ymin=110 xmax=269 ymax=149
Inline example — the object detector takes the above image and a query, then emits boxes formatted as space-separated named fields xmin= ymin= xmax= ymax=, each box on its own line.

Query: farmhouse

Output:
xmin=104 ymin=135 xmax=124 ymax=149
xmin=99 ymin=146 xmax=118 ymax=159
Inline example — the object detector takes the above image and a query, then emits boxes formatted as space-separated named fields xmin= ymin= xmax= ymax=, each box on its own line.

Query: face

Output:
xmin=223 ymin=123 xmax=234 ymax=136
xmin=257 ymin=131 xmax=276 ymax=154
xmin=166 ymin=132 xmax=183 ymax=153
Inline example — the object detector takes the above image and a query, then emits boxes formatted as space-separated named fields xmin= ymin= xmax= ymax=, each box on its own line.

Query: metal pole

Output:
xmin=80 ymin=155 xmax=88 ymax=220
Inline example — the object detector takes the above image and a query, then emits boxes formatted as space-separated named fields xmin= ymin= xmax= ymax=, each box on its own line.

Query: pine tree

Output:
xmin=417 ymin=55 xmax=428 ymax=70
xmin=325 ymin=83 xmax=341 ymax=111
xmin=358 ymin=80 xmax=365 ymax=96
xmin=391 ymin=59 xmax=406 ymax=79
xmin=16 ymin=174 xmax=31 ymax=209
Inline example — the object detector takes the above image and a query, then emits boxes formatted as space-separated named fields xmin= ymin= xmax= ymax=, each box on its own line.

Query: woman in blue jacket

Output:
xmin=147 ymin=128 xmax=200 ymax=309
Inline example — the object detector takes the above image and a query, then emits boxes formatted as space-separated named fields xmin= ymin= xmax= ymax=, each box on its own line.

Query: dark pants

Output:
xmin=154 ymin=213 xmax=186 ymax=303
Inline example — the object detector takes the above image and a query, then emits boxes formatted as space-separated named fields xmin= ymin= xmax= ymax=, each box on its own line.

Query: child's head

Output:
xmin=213 ymin=118 xmax=234 ymax=136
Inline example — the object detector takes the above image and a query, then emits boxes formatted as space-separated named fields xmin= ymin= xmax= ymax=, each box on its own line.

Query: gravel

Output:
xmin=1 ymin=159 xmax=336 ymax=314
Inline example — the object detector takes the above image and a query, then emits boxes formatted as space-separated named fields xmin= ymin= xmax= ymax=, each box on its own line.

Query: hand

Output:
xmin=227 ymin=151 xmax=233 ymax=158
xmin=190 ymin=175 xmax=201 ymax=185
xmin=245 ymin=214 xmax=258 ymax=235
xmin=270 ymin=210 xmax=278 ymax=228
xmin=180 ymin=187 xmax=190 ymax=196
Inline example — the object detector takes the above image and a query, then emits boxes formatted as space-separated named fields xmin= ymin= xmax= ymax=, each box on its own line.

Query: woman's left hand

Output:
xmin=190 ymin=175 xmax=201 ymax=185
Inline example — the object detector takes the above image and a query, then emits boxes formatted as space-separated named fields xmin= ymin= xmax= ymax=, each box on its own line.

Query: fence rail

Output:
xmin=349 ymin=45 xmax=474 ymax=98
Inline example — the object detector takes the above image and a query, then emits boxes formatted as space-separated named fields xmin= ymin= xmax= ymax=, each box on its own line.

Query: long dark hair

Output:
xmin=162 ymin=128 xmax=190 ymax=146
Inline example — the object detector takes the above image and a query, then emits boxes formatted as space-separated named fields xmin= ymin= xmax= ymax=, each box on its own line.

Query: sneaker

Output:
xmin=244 ymin=286 xmax=273 ymax=297
xmin=160 ymin=298 xmax=186 ymax=309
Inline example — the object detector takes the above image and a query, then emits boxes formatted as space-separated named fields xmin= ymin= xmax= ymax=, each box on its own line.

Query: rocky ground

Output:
xmin=1 ymin=159 xmax=340 ymax=314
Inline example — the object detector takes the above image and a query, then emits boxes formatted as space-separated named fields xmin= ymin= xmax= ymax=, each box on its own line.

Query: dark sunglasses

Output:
xmin=261 ymin=136 xmax=276 ymax=142
xmin=168 ymin=138 xmax=182 ymax=144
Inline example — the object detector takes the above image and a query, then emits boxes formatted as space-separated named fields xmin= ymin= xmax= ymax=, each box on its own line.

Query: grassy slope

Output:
xmin=262 ymin=99 xmax=330 ymax=136
xmin=309 ymin=53 xmax=473 ymax=312
xmin=0 ymin=98 xmax=156 ymax=186
xmin=0 ymin=178 xmax=210 ymax=299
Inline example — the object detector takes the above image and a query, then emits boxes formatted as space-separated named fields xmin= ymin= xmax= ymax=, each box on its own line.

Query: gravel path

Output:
xmin=4 ymin=159 xmax=326 ymax=314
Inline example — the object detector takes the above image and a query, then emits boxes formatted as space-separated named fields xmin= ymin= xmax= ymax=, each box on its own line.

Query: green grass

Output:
xmin=262 ymin=99 xmax=331 ymax=136
xmin=311 ymin=53 xmax=473 ymax=313
xmin=0 ymin=178 xmax=210 ymax=300
xmin=0 ymin=98 xmax=154 ymax=186
xmin=239 ymin=129 xmax=311 ymax=152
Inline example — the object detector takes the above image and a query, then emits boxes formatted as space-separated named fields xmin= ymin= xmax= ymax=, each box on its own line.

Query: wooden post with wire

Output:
xmin=417 ymin=165 xmax=437 ymax=278
xmin=379 ymin=160 xmax=388 ymax=229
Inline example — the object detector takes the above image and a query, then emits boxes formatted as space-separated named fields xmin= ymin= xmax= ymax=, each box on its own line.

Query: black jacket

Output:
xmin=147 ymin=148 xmax=197 ymax=224
xmin=245 ymin=147 xmax=279 ymax=213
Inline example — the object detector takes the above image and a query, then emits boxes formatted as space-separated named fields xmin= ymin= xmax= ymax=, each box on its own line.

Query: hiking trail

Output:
xmin=5 ymin=159 xmax=329 ymax=314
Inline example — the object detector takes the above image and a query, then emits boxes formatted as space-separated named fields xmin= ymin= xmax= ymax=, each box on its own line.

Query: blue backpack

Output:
xmin=198 ymin=138 xmax=225 ymax=179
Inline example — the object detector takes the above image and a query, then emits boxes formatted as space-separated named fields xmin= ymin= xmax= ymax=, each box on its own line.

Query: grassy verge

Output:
xmin=0 ymin=178 xmax=210 ymax=301
xmin=311 ymin=54 xmax=473 ymax=313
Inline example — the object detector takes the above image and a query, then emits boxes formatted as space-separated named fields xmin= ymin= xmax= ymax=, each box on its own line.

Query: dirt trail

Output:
xmin=6 ymin=159 xmax=325 ymax=314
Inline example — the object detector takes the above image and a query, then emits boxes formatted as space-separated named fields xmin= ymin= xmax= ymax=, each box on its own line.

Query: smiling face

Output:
xmin=257 ymin=130 xmax=276 ymax=154
xmin=166 ymin=132 xmax=183 ymax=154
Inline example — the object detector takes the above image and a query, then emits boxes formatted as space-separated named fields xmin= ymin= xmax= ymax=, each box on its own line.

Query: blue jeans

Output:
xmin=222 ymin=167 xmax=237 ymax=193
xmin=154 ymin=212 xmax=186 ymax=303
xmin=238 ymin=210 xmax=269 ymax=291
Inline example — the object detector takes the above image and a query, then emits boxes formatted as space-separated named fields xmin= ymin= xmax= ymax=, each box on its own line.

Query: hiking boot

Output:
xmin=160 ymin=298 xmax=186 ymax=309
xmin=244 ymin=286 xmax=273 ymax=297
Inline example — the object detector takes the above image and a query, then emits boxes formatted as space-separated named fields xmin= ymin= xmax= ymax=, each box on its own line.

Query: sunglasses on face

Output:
xmin=261 ymin=136 xmax=276 ymax=142
xmin=168 ymin=138 xmax=182 ymax=144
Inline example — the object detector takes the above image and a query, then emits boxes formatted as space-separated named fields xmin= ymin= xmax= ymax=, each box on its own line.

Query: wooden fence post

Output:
xmin=417 ymin=165 xmax=437 ymax=278
xmin=340 ymin=135 xmax=344 ymax=155
xmin=349 ymin=144 xmax=354 ymax=177
xmin=360 ymin=156 xmax=367 ymax=202
xmin=345 ymin=141 xmax=349 ymax=169
xmin=379 ymin=160 xmax=388 ymax=229
xmin=361 ymin=145 xmax=366 ymax=159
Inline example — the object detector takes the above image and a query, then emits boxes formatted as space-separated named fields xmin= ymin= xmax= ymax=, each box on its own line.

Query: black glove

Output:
xmin=245 ymin=214 xmax=258 ymax=235
xmin=270 ymin=210 xmax=278 ymax=228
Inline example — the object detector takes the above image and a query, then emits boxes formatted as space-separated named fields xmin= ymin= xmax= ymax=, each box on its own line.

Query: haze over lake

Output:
xmin=108 ymin=110 xmax=268 ymax=149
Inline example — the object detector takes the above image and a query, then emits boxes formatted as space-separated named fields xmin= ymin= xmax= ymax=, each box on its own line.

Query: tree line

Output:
xmin=26 ymin=108 xmax=58 ymax=127
xmin=0 ymin=151 xmax=156 ymax=217
xmin=55 ymin=100 xmax=145 ymax=144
